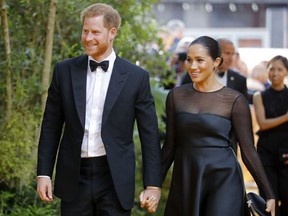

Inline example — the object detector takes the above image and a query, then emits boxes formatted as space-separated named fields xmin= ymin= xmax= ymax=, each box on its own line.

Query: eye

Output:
xmin=186 ymin=59 xmax=192 ymax=64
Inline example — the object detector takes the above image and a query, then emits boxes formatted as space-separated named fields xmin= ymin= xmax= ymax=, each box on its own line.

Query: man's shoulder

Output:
xmin=57 ymin=55 xmax=87 ymax=66
xmin=227 ymin=69 xmax=246 ymax=81
xmin=228 ymin=69 xmax=246 ymax=79
xmin=115 ymin=56 xmax=148 ymax=74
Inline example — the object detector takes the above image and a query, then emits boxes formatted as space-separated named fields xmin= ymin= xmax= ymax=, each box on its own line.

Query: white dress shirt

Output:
xmin=216 ymin=70 xmax=228 ymax=86
xmin=81 ymin=51 xmax=116 ymax=158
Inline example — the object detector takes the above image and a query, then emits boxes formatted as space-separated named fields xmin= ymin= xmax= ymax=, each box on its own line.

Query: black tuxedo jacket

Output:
xmin=226 ymin=69 xmax=251 ymax=102
xmin=37 ymin=54 xmax=161 ymax=210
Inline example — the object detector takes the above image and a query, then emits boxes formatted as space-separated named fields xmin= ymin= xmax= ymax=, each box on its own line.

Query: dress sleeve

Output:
xmin=161 ymin=90 xmax=176 ymax=183
xmin=231 ymin=95 xmax=275 ymax=199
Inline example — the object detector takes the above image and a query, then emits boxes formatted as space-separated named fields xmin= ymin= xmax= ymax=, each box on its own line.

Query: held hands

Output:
xmin=37 ymin=177 xmax=53 ymax=202
xmin=139 ymin=186 xmax=161 ymax=213
xmin=266 ymin=199 xmax=276 ymax=216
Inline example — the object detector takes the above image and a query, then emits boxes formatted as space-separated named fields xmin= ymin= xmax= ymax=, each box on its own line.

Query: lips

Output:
xmin=85 ymin=44 xmax=96 ymax=49
xmin=190 ymin=72 xmax=201 ymax=76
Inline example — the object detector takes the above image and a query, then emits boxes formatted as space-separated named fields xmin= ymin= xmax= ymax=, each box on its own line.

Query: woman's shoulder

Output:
xmin=221 ymin=86 xmax=243 ymax=97
xmin=218 ymin=87 xmax=250 ymax=105
xmin=170 ymin=83 xmax=193 ymax=93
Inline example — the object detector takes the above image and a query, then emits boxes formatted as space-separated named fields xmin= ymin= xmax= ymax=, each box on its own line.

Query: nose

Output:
xmin=189 ymin=62 xmax=197 ymax=70
xmin=84 ymin=32 xmax=93 ymax=41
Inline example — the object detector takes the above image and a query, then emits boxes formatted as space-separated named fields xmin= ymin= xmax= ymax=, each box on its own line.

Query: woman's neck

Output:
xmin=193 ymin=81 xmax=223 ymax=92
xmin=271 ymin=83 xmax=285 ymax=91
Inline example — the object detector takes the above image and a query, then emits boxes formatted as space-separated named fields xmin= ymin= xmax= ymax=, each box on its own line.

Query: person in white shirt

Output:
xmin=36 ymin=3 xmax=161 ymax=215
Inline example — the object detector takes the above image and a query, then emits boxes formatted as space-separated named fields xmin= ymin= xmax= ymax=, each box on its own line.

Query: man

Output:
xmin=215 ymin=38 xmax=252 ymax=103
xmin=37 ymin=3 xmax=161 ymax=216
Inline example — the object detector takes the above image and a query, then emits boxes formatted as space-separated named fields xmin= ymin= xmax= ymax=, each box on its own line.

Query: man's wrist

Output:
xmin=37 ymin=175 xmax=51 ymax=179
xmin=146 ymin=186 xmax=161 ymax=190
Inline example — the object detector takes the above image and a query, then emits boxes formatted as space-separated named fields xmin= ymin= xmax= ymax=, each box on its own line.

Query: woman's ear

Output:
xmin=215 ymin=57 xmax=223 ymax=68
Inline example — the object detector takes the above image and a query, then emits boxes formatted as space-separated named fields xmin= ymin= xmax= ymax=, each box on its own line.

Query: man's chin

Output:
xmin=85 ymin=50 xmax=97 ymax=56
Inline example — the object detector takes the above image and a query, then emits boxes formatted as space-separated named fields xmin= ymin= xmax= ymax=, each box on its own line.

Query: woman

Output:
xmin=161 ymin=36 xmax=275 ymax=216
xmin=253 ymin=55 xmax=288 ymax=216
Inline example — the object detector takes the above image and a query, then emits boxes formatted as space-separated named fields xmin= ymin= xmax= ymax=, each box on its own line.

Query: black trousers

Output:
xmin=61 ymin=156 xmax=131 ymax=216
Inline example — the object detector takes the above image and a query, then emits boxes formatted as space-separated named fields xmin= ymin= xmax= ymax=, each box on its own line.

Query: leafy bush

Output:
xmin=0 ymin=110 xmax=39 ymax=189
xmin=0 ymin=181 xmax=60 ymax=216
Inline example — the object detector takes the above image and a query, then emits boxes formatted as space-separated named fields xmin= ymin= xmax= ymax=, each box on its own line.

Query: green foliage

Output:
xmin=0 ymin=110 xmax=39 ymax=188
xmin=0 ymin=181 xmax=60 ymax=216
xmin=150 ymin=79 xmax=168 ymax=135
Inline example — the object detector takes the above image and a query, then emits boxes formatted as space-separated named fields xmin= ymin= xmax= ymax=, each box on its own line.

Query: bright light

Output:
xmin=157 ymin=3 xmax=165 ymax=13
xmin=229 ymin=3 xmax=237 ymax=12
xmin=251 ymin=3 xmax=259 ymax=12
xmin=182 ymin=3 xmax=190 ymax=11
xmin=205 ymin=3 xmax=213 ymax=13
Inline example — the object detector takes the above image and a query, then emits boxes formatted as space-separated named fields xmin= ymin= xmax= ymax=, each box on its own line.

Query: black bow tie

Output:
xmin=217 ymin=71 xmax=225 ymax=78
xmin=89 ymin=60 xmax=109 ymax=72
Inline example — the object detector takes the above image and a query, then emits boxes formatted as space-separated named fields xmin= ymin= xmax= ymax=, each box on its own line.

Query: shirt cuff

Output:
xmin=37 ymin=175 xmax=50 ymax=179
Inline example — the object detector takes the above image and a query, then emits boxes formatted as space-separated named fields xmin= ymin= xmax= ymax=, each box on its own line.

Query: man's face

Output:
xmin=219 ymin=42 xmax=235 ymax=71
xmin=81 ymin=15 xmax=116 ymax=61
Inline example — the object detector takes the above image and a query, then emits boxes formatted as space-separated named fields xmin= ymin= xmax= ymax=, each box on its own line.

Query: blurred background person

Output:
xmin=173 ymin=52 xmax=188 ymax=87
xmin=166 ymin=19 xmax=186 ymax=53
xmin=160 ymin=51 xmax=187 ymax=90
xmin=251 ymin=61 xmax=270 ymax=89
xmin=232 ymin=51 xmax=249 ymax=77
xmin=175 ymin=36 xmax=195 ymax=53
xmin=253 ymin=55 xmax=288 ymax=216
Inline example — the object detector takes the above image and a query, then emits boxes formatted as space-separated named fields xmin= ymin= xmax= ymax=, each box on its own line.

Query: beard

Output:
xmin=83 ymin=40 xmax=110 ymax=60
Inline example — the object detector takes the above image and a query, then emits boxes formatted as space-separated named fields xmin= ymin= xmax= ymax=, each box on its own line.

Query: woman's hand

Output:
xmin=139 ymin=186 xmax=161 ymax=213
xmin=266 ymin=199 xmax=276 ymax=216
xmin=283 ymin=154 xmax=288 ymax=165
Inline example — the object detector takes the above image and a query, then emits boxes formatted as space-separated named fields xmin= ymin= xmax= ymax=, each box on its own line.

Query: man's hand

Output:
xmin=37 ymin=177 xmax=53 ymax=202
xmin=139 ymin=186 xmax=161 ymax=213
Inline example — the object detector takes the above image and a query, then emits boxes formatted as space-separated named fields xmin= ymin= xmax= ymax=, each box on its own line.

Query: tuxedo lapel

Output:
xmin=70 ymin=55 xmax=88 ymax=129
xmin=227 ymin=70 xmax=236 ymax=89
xmin=102 ymin=57 xmax=129 ymax=126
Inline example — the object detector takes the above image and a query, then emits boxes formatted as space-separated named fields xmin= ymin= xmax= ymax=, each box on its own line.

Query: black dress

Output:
xmin=257 ymin=86 xmax=288 ymax=216
xmin=162 ymin=84 xmax=274 ymax=216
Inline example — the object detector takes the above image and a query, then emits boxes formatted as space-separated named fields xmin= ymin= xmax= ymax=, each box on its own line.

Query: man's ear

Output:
xmin=109 ymin=27 xmax=117 ymax=40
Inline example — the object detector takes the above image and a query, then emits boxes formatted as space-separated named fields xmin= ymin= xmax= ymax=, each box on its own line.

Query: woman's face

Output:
xmin=186 ymin=44 xmax=217 ymax=83
xmin=268 ymin=59 xmax=288 ymax=87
